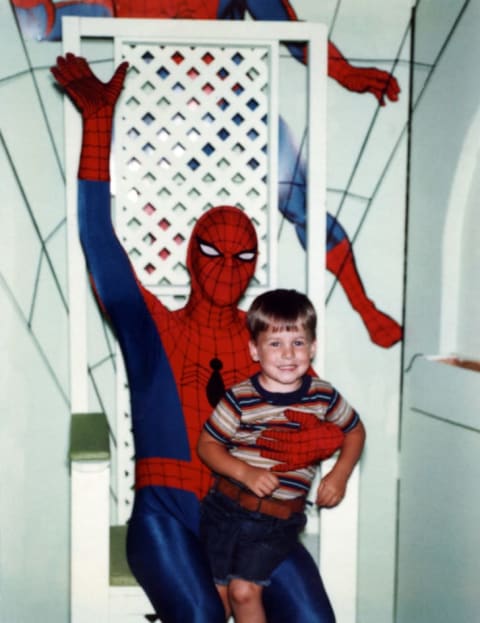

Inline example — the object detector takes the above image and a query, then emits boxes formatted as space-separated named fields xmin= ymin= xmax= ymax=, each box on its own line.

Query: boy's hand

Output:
xmin=241 ymin=465 xmax=279 ymax=498
xmin=316 ymin=470 xmax=348 ymax=508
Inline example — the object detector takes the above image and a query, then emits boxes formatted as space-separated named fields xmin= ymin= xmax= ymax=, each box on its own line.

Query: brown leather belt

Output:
xmin=214 ymin=477 xmax=306 ymax=520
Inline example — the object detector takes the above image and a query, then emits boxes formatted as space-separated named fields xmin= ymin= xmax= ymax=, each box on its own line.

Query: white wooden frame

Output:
xmin=62 ymin=16 xmax=358 ymax=623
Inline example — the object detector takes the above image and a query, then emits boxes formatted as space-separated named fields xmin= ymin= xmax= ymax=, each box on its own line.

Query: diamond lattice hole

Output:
xmin=142 ymin=112 xmax=155 ymax=125
xmin=173 ymin=173 xmax=186 ymax=185
xmin=127 ymin=217 xmax=141 ymax=230
xmin=157 ymin=128 xmax=170 ymax=141
xmin=232 ymin=143 xmax=245 ymax=154
xmin=158 ymin=218 xmax=170 ymax=230
xmin=187 ymin=97 xmax=200 ymax=109
xmin=127 ymin=157 xmax=141 ymax=171
xmin=187 ymin=128 xmax=200 ymax=142
xmin=217 ymin=97 xmax=230 ymax=110
xmin=142 ymin=142 xmax=155 ymax=155
xmin=127 ymin=127 xmax=140 ymax=140
xmin=126 ymin=96 xmax=140 ymax=110
xmin=187 ymin=67 xmax=199 ymax=79
xmin=128 ymin=66 xmax=140 ymax=78
xmin=157 ymin=96 xmax=171 ymax=109
xmin=172 ymin=81 xmax=185 ymax=93
xmin=231 ymin=52 xmax=244 ymax=65
xmin=202 ymin=82 xmax=214 ymax=94
xmin=171 ymin=51 xmax=184 ymax=65
xmin=158 ymin=248 xmax=171 ymax=260
xmin=217 ymin=158 xmax=230 ymax=169
xmin=172 ymin=112 xmax=186 ymax=125
xmin=144 ymin=263 xmax=156 ymax=274
xmin=143 ymin=172 xmax=157 ymax=183
xmin=174 ymin=233 xmax=185 ymax=245
xmin=141 ymin=51 xmax=154 ymax=64
xmin=143 ymin=233 xmax=156 ymax=246
xmin=202 ymin=52 xmax=214 ymax=65
xmin=172 ymin=142 xmax=186 ymax=157
xmin=232 ymin=83 xmax=244 ymax=95
xmin=142 ymin=81 xmax=155 ymax=95
xmin=158 ymin=157 xmax=171 ymax=169
xmin=217 ymin=67 xmax=229 ymax=80
xmin=143 ymin=203 xmax=156 ymax=215
xmin=157 ymin=66 xmax=170 ymax=79
xmin=129 ymin=248 xmax=141 ymax=260
xmin=128 ymin=188 xmax=140 ymax=202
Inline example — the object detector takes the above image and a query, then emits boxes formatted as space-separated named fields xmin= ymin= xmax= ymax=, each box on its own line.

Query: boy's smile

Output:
xmin=249 ymin=326 xmax=316 ymax=393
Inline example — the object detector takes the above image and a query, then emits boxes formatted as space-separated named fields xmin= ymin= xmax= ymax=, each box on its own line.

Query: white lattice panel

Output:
xmin=115 ymin=40 xmax=275 ymax=295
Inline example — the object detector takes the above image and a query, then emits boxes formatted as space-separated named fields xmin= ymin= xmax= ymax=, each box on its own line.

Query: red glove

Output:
xmin=51 ymin=53 xmax=128 ymax=180
xmin=257 ymin=409 xmax=344 ymax=472
xmin=328 ymin=42 xmax=400 ymax=106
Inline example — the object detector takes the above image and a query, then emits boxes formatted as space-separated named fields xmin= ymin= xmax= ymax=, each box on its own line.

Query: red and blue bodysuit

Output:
xmin=52 ymin=54 xmax=338 ymax=622
xmin=19 ymin=0 xmax=403 ymax=348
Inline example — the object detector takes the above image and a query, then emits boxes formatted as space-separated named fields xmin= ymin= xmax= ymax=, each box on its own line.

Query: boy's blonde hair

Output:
xmin=247 ymin=289 xmax=317 ymax=342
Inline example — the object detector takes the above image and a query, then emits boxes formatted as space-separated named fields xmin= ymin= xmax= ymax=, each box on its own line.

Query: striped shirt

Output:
xmin=204 ymin=373 xmax=360 ymax=500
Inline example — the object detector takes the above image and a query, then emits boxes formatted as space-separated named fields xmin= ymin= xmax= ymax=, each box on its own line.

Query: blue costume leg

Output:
xmin=278 ymin=117 xmax=348 ymax=253
xmin=264 ymin=543 xmax=336 ymax=623
xmin=127 ymin=490 xmax=225 ymax=623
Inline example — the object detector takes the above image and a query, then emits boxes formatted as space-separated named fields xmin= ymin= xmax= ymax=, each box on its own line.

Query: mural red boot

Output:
xmin=327 ymin=238 xmax=403 ymax=348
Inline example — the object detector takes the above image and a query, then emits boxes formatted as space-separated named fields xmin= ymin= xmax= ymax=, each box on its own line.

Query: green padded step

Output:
xmin=69 ymin=412 xmax=110 ymax=461
xmin=110 ymin=525 xmax=138 ymax=586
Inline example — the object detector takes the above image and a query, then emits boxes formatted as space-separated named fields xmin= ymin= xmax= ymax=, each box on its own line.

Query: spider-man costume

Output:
xmin=16 ymin=0 xmax=403 ymax=348
xmin=51 ymin=53 xmax=338 ymax=622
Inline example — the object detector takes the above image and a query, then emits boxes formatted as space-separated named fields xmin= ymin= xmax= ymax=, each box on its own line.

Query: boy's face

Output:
xmin=249 ymin=325 xmax=316 ymax=393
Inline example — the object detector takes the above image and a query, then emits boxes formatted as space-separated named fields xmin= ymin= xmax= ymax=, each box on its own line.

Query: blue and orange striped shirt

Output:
xmin=204 ymin=373 xmax=360 ymax=500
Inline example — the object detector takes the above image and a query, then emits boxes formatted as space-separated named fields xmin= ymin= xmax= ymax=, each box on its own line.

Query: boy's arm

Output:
xmin=197 ymin=429 xmax=279 ymax=498
xmin=316 ymin=420 xmax=366 ymax=508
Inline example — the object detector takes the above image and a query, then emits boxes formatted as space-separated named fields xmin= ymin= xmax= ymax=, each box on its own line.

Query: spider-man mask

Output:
xmin=187 ymin=206 xmax=258 ymax=306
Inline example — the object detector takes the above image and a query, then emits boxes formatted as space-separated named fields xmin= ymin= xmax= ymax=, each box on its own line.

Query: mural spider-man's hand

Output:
xmin=51 ymin=53 xmax=128 ymax=179
xmin=257 ymin=409 xmax=345 ymax=473
xmin=336 ymin=65 xmax=400 ymax=106
xmin=328 ymin=42 xmax=400 ymax=106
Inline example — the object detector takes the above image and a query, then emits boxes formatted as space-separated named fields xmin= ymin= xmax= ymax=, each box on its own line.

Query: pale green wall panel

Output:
xmin=397 ymin=398 xmax=480 ymax=622
xmin=0 ymin=287 xmax=69 ymax=623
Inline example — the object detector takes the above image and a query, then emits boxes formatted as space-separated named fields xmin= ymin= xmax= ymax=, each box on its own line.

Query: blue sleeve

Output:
xmin=77 ymin=179 xmax=189 ymax=459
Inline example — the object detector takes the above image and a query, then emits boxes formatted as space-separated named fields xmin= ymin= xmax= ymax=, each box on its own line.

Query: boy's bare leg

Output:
xmin=228 ymin=579 xmax=266 ymax=623
xmin=216 ymin=584 xmax=232 ymax=621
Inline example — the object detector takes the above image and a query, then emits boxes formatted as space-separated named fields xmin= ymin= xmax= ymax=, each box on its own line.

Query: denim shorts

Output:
xmin=199 ymin=490 xmax=306 ymax=586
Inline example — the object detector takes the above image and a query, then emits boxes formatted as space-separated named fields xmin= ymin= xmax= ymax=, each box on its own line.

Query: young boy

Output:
xmin=197 ymin=289 xmax=366 ymax=622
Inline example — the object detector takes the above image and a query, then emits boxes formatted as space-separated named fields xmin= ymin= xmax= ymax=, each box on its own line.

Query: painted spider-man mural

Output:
xmin=51 ymin=51 xmax=342 ymax=621
xmin=15 ymin=0 xmax=403 ymax=348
